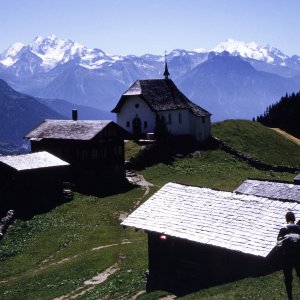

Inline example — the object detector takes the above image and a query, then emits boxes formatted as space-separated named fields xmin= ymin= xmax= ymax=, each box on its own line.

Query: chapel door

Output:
xmin=132 ymin=116 xmax=141 ymax=138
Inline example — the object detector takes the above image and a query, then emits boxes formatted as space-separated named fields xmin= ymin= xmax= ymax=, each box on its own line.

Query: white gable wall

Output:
xmin=116 ymin=96 xmax=156 ymax=134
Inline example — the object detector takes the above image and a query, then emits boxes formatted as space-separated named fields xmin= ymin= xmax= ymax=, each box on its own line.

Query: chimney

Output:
xmin=72 ymin=109 xmax=78 ymax=121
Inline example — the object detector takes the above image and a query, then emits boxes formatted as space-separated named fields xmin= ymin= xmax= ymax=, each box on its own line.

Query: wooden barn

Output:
xmin=26 ymin=115 xmax=130 ymax=193
xmin=121 ymin=182 xmax=300 ymax=295
xmin=112 ymin=69 xmax=211 ymax=142
xmin=0 ymin=151 xmax=69 ymax=218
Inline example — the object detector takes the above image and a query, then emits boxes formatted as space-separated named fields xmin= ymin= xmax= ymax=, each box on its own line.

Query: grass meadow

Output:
xmin=0 ymin=121 xmax=299 ymax=299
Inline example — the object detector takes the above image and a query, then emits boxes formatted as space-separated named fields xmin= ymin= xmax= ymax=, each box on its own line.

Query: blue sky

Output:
xmin=1 ymin=0 xmax=299 ymax=56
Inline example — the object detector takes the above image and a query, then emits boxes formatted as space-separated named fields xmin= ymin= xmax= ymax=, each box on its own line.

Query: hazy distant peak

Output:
xmin=169 ymin=49 xmax=192 ymax=56
xmin=193 ymin=47 xmax=207 ymax=53
xmin=212 ymin=38 xmax=289 ymax=64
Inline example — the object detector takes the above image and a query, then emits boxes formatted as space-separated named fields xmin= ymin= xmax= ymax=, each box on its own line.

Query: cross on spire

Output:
xmin=163 ymin=51 xmax=170 ymax=79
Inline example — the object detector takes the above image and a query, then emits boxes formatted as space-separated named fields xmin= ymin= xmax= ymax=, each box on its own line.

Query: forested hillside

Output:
xmin=257 ymin=92 xmax=300 ymax=138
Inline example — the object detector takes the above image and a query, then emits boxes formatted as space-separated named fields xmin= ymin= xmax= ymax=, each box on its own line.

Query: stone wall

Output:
xmin=213 ymin=137 xmax=300 ymax=173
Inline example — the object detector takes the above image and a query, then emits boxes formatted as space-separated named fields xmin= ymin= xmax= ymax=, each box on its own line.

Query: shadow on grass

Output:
xmin=128 ymin=136 xmax=218 ymax=171
xmin=8 ymin=180 xmax=136 ymax=221
xmin=75 ymin=179 xmax=137 ymax=198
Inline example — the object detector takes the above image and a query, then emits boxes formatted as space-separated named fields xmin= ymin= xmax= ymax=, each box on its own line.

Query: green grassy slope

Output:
xmin=0 ymin=190 xmax=148 ymax=299
xmin=0 ymin=121 xmax=299 ymax=299
xmin=212 ymin=120 xmax=300 ymax=167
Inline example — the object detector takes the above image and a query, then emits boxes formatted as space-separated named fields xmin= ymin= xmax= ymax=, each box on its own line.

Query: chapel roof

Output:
xmin=112 ymin=79 xmax=211 ymax=117
xmin=122 ymin=182 xmax=300 ymax=257
xmin=26 ymin=120 xmax=129 ymax=141
xmin=0 ymin=151 xmax=69 ymax=171
xmin=234 ymin=179 xmax=300 ymax=202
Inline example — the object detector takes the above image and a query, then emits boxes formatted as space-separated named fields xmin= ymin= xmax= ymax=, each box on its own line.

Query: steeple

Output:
xmin=163 ymin=51 xmax=170 ymax=79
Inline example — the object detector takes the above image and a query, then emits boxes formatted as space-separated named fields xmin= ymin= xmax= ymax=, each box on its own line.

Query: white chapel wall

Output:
xmin=116 ymin=96 xmax=156 ymax=134
xmin=190 ymin=114 xmax=211 ymax=142
xmin=158 ymin=109 xmax=190 ymax=135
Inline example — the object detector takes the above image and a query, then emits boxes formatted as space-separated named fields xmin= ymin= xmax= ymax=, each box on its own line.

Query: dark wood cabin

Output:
xmin=146 ymin=232 xmax=276 ymax=294
xmin=121 ymin=182 xmax=300 ymax=295
xmin=26 ymin=119 xmax=131 ymax=194
xmin=0 ymin=151 xmax=69 ymax=219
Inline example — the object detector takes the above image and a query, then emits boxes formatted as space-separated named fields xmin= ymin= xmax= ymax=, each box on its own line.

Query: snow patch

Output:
xmin=0 ymin=42 xmax=25 ymax=66
xmin=212 ymin=38 xmax=284 ymax=63
xmin=194 ymin=47 xmax=206 ymax=53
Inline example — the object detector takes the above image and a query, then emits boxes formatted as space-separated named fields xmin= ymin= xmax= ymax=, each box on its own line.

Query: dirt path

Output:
xmin=53 ymin=264 xmax=119 ymax=300
xmin=131 ymin=291 xmax=177 ymax=300
xmin=39 ymin=240 xmax=131 ymax=270
xmin=50 ymin=242 xmax=133 ymax=299
xmin=126 ymin=171 xmax=154 ymax=196
xmin=52 ymin=172 xmax=154 ymax=299
xmin=271 ymin=128 xmax=300 ymax=146
xmin=119 ymin=172 xmax=155 ymax=222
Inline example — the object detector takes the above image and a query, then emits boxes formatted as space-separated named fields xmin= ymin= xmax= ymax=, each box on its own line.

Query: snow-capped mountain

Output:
xmin=177 ymin=52 xmax=299 ymax=120
xmin=0 ymin=42 xmax=25 ymax=67
xmin=0 ymin=35 xmax=300 ymax=122
xmin=212 ymin=38 xmax=300 ymax=70
xmin=0 ymin=35 xmax=121 ymax=72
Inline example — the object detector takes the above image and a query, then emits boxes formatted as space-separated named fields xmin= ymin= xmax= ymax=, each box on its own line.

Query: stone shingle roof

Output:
xmin=122 ymin=182 xmax=300 ymax=257
xmin=26 ymin=120 xmax=124 ymax=141
xmin=0 ymin=151 xmax=69 ymax=171
xmin=234 ymin=179 xmax=300 ymax=202
xmin=112 ymin=79 xmax=211 ymax=117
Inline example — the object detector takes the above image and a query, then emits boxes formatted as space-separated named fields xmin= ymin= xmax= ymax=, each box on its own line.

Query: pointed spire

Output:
xmin=163 ymin=51 xmax=170 ymax=79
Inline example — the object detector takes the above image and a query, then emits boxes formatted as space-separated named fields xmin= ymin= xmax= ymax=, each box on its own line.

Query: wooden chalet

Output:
xmin=121 ymin=182 xmax=300 ymax=294
xmin=26 ymin=116 xmax=131 ymax=193
xmin=0 ymin=151 xmax=69 ymax=218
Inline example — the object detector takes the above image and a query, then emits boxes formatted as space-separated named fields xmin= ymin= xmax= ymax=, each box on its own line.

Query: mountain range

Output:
xmin=0 ymin=79 xmax=63 ymax=152
xmin=0 ymin=78 xmax=112 ymax=152
xmin=0 ymin=35 xmax=300 ymax=145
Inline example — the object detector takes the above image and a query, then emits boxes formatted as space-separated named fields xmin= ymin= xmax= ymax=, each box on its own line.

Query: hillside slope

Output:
xmin=0 ymin=79 xmax=63 ymax=146
xmin=270 ymin=128 xmax=300 ymax=146
xmin=0 ymin=120 xmax=299 ymax=299
xmin=212 ymin=120 xmax=300 ymax=168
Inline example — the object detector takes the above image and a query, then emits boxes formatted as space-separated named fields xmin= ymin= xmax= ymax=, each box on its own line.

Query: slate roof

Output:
xmin=26 ymin=120 xmax=124 ymax=141
xmin=234 ymin=179 xmax=300 ymax=202
xmin=112 ymin=79 xmax=211 ymax=117
xmin=0 ymin=151 xmax=69 ymax=171
xmin=121 ymin=182 xmax=300 ymax=257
